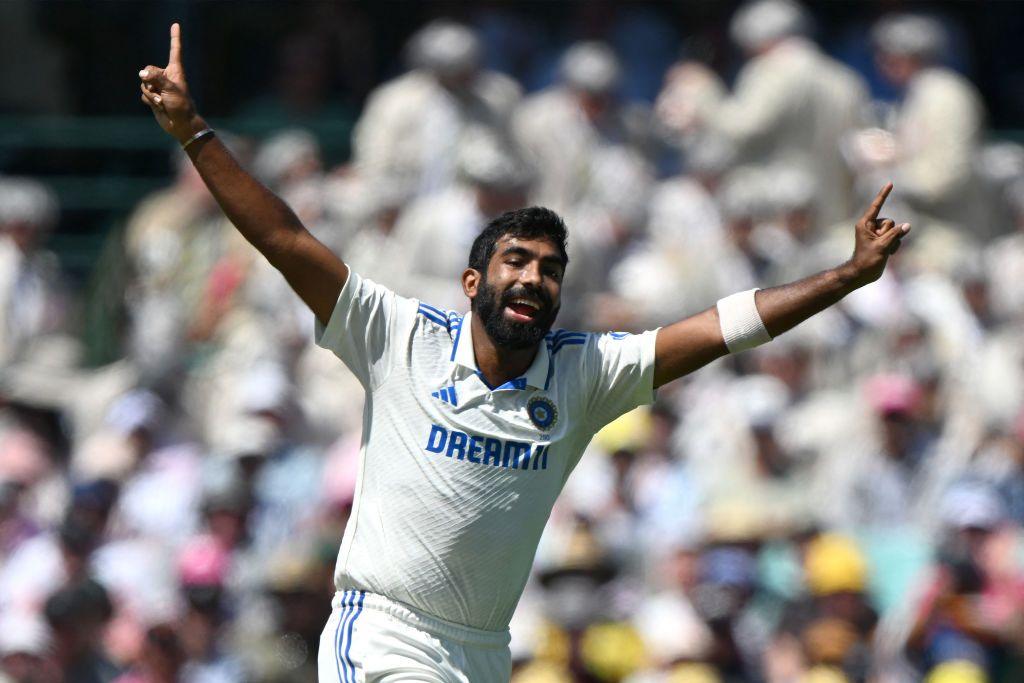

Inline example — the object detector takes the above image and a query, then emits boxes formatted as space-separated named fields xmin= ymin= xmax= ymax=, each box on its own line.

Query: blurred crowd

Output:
xmin=3 ymin=1 xmax=1024 ymax=682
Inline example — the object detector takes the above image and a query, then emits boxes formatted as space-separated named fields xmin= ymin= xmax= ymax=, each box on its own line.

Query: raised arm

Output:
xmin=653 ymin=183 xmax=910 ymax=388
xmin=138 ymin=23 xmax=347 ymax=325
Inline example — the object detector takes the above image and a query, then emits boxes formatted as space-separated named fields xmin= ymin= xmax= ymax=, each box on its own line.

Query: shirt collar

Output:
xmin=452 ymin=311 xmax=550 ymax=390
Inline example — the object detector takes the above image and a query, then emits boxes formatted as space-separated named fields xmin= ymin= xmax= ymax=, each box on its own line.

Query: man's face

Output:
xmin=876 ymin=52 xmax=918 ymax=88
xmin=881 ymin=411 xmax=915 ymax=458
xmin=436 ymin=66 xmax=476 ymax=94
xmin=3 ymin=222 xmax=40 ymax=254
xmin=577 ymin=91 xmax=611 ymax=123
xmin=468 ymin=235 xmax=564 ymax=350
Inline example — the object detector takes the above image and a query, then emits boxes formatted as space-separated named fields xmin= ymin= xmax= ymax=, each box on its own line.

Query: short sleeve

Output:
xmin=583 ymin=330 xmax=659 ymax=429
xmin=314 ymin=270 xmax=412 ymax=390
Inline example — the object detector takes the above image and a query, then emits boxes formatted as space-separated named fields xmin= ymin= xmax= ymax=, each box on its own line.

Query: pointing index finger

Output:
xmin=862 ymin=182 xmax=893 ymax=222
xmin=168 ymin=22 xmax=182 ymax=68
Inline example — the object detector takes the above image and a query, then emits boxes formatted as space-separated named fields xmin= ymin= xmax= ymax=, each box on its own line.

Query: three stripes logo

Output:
xmin=431 ymin=385 xmax=459 ymax=406
xmin=417 ymin=302 xmax=461 ymax=332
xmin=546 ymin=330 xmax=587 ymax=354
xmin=333 ymin=590 xmax=364 ymax=682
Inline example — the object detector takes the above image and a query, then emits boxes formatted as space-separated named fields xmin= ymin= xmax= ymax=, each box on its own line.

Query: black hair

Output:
xmin=468 ymin=207 xmax=569 ymax=273
xmin=45 ymin=579 xmax=113 ymax=629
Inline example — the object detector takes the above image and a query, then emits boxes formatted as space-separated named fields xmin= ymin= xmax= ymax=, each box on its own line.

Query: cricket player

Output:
xmin=140 ymin=24 xmax=910 ymax=682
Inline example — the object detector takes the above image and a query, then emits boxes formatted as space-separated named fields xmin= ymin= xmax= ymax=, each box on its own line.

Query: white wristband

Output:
xmin=716 ymin=288 xmax=772 ymax=353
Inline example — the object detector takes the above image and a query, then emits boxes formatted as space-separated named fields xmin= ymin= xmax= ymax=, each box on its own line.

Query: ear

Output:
xmin=462 ymin=268 xmax=481 ymax=300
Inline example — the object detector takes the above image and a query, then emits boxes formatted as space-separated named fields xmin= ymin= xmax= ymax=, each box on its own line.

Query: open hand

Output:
xmin=845 ymin=182 xmax=911 ymax=287
xmin=139 ymin=23 xmax=205 ymax=144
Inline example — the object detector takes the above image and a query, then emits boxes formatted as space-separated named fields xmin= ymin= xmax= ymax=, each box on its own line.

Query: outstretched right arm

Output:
xmin=139 ymin=23 xmax=347 ymax=326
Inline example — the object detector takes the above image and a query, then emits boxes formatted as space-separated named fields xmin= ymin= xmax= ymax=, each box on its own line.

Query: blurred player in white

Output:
xmin=140 ymin=24 xmax=911 ymax=682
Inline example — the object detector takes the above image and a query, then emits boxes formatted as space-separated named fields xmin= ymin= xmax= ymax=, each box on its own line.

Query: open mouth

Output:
xmin=504 ymin=297 xmax=542 ymax=323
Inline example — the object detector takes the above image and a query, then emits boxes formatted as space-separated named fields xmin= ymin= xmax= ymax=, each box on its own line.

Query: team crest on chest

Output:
xmin=527 ymin=396 xmax=558 ymax=431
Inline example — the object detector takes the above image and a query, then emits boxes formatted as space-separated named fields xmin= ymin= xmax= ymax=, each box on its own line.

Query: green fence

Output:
xmin=0 ymin=114 xmax=353 ymax=208
xmin=0 ymin=114 xmax=353 ymax=365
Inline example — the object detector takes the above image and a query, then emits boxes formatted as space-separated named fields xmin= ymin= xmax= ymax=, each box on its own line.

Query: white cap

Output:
xmin=201 ymin=459 xmax=250 ymax=509
xmin=952 ymin=249 xmax=986 ymax=285
xmin=321 ymin=175 xmax=412 ymax=230
xmin=730 ymin=0 xmax=811 ymax=52
xmin=871 ymin=14 xmax=948 ymax=61
xmin=215 ymin=415 xmax=279 ymax=460
xmin=734 ymin=374 xmax=791 ymax=429
xmin=455 ymin=128 xmax=534 ymax=191
xmin=253 ymin=129 xmax=320 ymax=187
xmin=104 ymin=389 xmax=165 ymax=435
xmin=940 ymin=482 xmax=1005 ymax=529
xmin=717 ymin=167 xmax=768 ymax=220
xmin=560 ymin=42 xmax=621 ymax=95
xmin=240 ymin=362 xmax=292 ymax=415
xmin=974 ymin=142 xmax=1024 ymax=187
xmin=766 ymin=163 xmax=816 ymax=212
xmin=0 ymin=610 xmax=52 ymax=656
xmin=586 ymin=146 xmax=653 ymax=227
xmin=686 ymin=134 xmax=737 ymax=176
xmin=633 ymin=593 xmax=713 ymax=664
xmin=407 ymin=20 xmax=481 ymax=76
xmin=0 ymin=178 xmax=59 ymax=230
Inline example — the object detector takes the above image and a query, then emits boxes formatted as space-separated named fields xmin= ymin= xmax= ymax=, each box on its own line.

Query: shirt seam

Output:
xmin=368 ymin=291 xmax=407 ymax=393
xmin=338 ymin=389 xmax=373 ymax=575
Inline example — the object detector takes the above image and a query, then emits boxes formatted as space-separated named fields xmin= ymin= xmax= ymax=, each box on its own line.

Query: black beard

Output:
xmin=473 ymin=279 xmax=558 ymax=350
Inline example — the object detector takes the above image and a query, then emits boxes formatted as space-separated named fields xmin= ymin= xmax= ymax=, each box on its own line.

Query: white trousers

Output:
xmin=317 ymin=590 xmax=512 ymax=682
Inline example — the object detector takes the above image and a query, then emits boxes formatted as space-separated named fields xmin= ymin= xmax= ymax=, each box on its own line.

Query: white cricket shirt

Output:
xmin=315 ymin=271 xmax=658 ymax=632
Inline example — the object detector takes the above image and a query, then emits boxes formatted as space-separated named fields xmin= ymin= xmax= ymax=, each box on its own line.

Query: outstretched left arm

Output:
xmin=652 ymin=183 xmax=910 ymax=389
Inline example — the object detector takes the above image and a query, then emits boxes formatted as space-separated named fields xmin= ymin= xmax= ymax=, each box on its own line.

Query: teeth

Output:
xmin=510 ymin=298 xmax=539 ymax=310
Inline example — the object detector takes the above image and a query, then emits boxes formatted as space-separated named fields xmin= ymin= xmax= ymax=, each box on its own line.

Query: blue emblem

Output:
xmin=527 ymin=396 xmax=558 ymax=431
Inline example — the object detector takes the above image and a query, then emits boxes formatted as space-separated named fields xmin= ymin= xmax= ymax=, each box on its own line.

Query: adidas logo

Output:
xmin=431 ymin=385 xmax=458 ymax=406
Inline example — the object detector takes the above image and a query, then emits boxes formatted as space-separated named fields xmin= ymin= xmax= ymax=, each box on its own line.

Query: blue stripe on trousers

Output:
xmin=341 ymin=592 xmax=365 ymax=681
xmin=334 ymin=592 xmax=352 ymax=683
